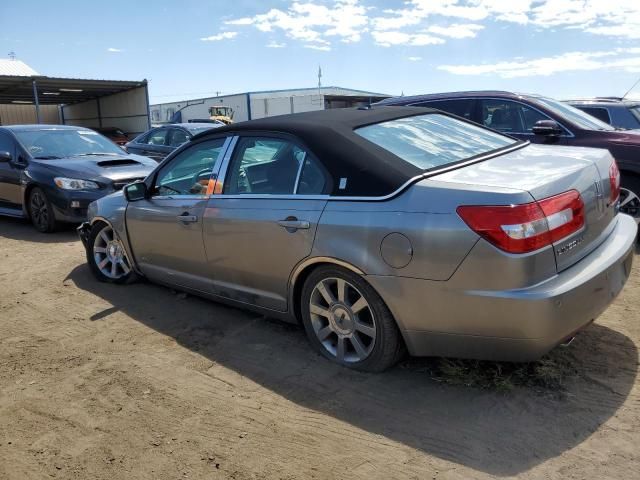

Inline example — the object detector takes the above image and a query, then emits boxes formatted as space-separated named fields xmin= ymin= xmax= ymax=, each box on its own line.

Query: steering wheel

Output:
xmin=189 ymin=168 xmax=213 ymax=194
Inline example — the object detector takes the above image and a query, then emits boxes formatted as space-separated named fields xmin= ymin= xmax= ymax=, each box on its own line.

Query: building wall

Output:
xmin=62 ymin=86 xmax=150 ymax=137
xmin=150 ymin=87 xmax=388 ymax=124
xmin=0 ymin=104 xmax=59 ymax=125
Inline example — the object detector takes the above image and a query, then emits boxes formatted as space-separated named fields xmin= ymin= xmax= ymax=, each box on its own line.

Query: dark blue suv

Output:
xmin=565 ymin=98 xmax=640 ymax=130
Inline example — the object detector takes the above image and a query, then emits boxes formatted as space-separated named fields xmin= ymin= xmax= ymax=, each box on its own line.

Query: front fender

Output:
xmin=83 ymin=192 xmax=139 ymax=272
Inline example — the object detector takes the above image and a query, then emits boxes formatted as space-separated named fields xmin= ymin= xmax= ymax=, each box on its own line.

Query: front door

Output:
xmin=126 ymin=137 xmax=228 ymax=291
xmin=203 ymin=135 xmax=331 ymax=311
xmin=0 ymin=131 xmax=22 ymax=212
xmin=477 ymin=98 xmax=569 ymax=145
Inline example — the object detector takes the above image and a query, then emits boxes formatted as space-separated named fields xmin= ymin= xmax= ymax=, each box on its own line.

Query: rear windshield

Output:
xmin=355 ymin=113 xmax=516 ymax=170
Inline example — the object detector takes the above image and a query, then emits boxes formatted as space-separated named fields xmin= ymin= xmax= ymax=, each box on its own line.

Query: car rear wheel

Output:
xmin=301 ymin=265 xmax=404 ymax=372
xmin=87 ymin=222 xmax=136 ymax=284
xmin=28 ymin=187 xmax=56 ymax=233
xmin=620 ymin=176 xmax=640 ymax=224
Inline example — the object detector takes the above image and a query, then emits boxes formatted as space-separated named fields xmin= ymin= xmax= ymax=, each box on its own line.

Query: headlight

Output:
xmin=54 ymin=177 xmax=100 ymax=190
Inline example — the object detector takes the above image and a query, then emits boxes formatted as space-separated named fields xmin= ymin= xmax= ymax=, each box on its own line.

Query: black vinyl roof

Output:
xmin=195 ymin=106 xmax=439 ymax=197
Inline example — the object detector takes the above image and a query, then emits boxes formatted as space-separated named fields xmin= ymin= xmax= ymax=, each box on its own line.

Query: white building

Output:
xmin=150 ymin=86 xmax=390 ymax=124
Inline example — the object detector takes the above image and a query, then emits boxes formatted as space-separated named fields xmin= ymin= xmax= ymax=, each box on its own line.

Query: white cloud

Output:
xmin=438 ymin=48 xmax=640 ymax=78
xmin=216 ymin=0 xmax=640 ymax=50
xmin=372 ymin=30 xmax=444 ymax=46
xmin=200 ymin=31 xmax=238 ymax=42
xmin=225 ymin=0 xmax=368 ymax=49
xmin=266 ymin=41 xmax=286 ymax=48
xmin=304 ymin=44 xmax=331 ymax=51
xmin=427 ymin=23 xmax=484 ymax=38
xmin=407 ymin=56 xmax=422 ymax=61
xmin=107 ymin=47 xmax=122 ymax=53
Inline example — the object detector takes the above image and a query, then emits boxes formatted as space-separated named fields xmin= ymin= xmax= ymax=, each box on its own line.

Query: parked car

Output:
xmin=78 ymin=107 xmax=636 ymax=371
xmin=378 ymin=91 xmax=640 ymax=222
xmin=0 ymin=125 xmax=156 ymax=232
xmin=564 ymin=98 xmax=640 ymax=130
xmin=92 ymin=127 xmax=130 ymax=146
xmin=125 ymin=123 xmax=223 ymax=162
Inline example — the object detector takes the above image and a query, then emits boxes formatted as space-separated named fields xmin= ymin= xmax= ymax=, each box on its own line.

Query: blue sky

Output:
xmin=2 ymin=0 xmax=640 ymax=104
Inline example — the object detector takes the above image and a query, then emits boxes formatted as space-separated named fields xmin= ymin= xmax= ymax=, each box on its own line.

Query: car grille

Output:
xmin=112 ymin=178 xmax=145 ymax=190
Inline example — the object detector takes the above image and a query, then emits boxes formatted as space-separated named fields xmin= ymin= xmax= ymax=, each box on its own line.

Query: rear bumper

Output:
xmin=368 ymin=214 xmax=637 ymax=361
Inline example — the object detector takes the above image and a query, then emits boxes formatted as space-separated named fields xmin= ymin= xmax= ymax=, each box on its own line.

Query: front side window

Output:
xmin=479 ymin=99 xmax=550 ymax=134
xmin=355 ymin=113 xmax=516 ymax=170
xmin=154 ymin=138 xmax=226 ymax=196
xmin=224 ymin=137 xmax=327 ymax=195
xmin=146 ymin=129 xmax=169 ymax=146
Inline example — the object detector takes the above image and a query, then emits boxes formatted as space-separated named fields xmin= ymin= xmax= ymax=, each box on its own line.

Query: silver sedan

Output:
xmin=78 ymin=107 xmax=637 ymax=372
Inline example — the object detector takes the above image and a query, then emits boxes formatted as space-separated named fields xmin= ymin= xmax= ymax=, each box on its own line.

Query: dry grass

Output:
xmin=400 ymin=345 xmax=580 ymax=395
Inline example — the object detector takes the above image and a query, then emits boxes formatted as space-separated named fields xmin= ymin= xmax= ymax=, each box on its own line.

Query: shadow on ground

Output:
xmin=0 ymin=217 xmax=78 ymax=243
xmin=68 ymin=264 xmax=638 ymax=477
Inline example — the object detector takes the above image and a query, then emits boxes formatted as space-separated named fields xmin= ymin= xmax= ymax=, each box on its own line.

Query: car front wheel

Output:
xmin=28 ymin=187 xmax=56 ymax=233
xmin=301 ymin=265 xmax=404 ymax=372
xmin=86 ymin=222 xmax=136 ymax=284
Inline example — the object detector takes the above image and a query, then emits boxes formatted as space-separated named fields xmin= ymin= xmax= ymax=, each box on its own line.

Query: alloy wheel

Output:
xmin=30 ymin=191 xmax=49 ymax=230
xmin=619 ymin=187 xmax=640 ymax=224
xmin=93 ymin=225 xmax=132 ymax=280
xmin=308 ymin=277 xmax=376 ymax=363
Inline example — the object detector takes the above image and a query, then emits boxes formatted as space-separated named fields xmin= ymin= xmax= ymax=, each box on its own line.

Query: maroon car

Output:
xmin=378 ymin=91 xmax=640 ymax=222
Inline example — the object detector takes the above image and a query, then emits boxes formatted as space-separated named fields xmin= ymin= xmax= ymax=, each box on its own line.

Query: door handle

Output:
xmin=177 ymin=213 xmax=198 ymax=223
xmin=277 ymin=218 xmax=310 ymax=230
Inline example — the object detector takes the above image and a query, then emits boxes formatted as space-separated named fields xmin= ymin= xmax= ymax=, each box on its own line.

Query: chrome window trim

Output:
xmin=409 ymin=96 xmax=576 ymax=138
xmin=150 ymin=136 xmax=233 ymax=200
xmin=211 ymin=140 xmax=528 ymax=202
xmin=292 ymin=151 xmax=306 ymax=194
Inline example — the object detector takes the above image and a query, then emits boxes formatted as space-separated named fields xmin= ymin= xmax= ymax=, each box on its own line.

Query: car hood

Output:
xmin=33 ymin=153 xmax=156 ymax=183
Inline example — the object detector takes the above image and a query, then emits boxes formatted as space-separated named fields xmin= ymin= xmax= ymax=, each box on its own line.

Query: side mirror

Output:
xmin=0 ymin=151 xmax=12 ymax=163
xmin=532 ymin=120 xmax=563 ymax=137
xmin=124 ymin=181 xmax=148 ymax=202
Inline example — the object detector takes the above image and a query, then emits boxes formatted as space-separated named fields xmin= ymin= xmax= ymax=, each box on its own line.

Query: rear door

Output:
xmin=203 ymin=135 xmax=330 ymax=311
xmin=0 ymin=131 xmax=22 ymax=212
xmin=126 ymin=137 xmax=229 ymax=291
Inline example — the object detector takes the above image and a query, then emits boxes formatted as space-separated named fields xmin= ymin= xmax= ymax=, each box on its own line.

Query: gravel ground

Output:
xmin=1 ymin=217 xmax=639 ymax=480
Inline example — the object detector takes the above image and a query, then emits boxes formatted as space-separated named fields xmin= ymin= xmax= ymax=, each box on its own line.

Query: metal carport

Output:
xmin=0 ymin=75 xmax=151 ymax=137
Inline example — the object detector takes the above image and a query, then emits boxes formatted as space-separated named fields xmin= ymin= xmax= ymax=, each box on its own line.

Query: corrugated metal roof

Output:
xmin=0 ymin=59 xmax=39 ymax=76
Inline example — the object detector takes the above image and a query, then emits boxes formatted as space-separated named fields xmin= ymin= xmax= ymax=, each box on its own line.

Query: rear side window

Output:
xmin=577 ymin=107 xmax=611 ymax=125
xmin=355 ymin=114 xmax=516 ymax=170
xmin=146 ymin=129 xmax=169 ymax=146
xmin=415 ymin=99 xmax=475 ymax=121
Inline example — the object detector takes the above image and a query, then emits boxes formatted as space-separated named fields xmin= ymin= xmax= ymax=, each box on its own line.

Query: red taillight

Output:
xmin=609 ymin=161 xmax=620 ymax=203
xmin=457 ymin=190 xmax=585 ymax=254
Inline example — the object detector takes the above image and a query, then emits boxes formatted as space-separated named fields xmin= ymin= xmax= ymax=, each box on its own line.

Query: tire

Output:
xmin=300 ymin=265 xmax=405 ymax=372
xmin=86 ymin=221 xmax=137 ymax=284
xmin=620 ymin=175 xmax=640 ymax=224
xmin=28 ymin=187 xmax=57 ymax=233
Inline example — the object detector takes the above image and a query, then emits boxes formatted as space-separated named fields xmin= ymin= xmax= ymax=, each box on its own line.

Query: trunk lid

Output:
xmin=434 ymin=144 xmax=617 ymax=272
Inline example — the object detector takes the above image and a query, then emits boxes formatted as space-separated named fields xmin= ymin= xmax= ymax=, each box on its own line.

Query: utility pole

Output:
xmin=8 ymin=51 xmax=16 ymax=60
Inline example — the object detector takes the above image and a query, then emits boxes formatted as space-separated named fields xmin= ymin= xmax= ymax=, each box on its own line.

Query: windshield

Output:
xmin=15 ymin=129 xmax=124 ymax=159
xmin=355 ymin=113 xmax=517 ymax=170
xmin=532 ymin=97 xmax=615 ymax=131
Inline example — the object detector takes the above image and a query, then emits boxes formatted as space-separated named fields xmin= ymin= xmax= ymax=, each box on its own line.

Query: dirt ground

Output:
xmin=1 ymin=217 xmax=639 ymax=480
